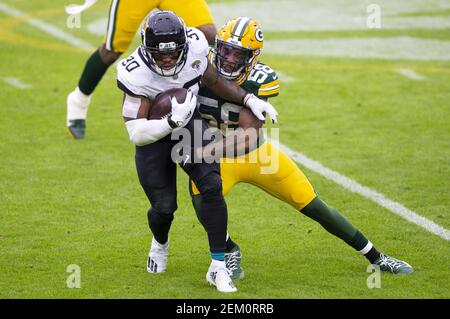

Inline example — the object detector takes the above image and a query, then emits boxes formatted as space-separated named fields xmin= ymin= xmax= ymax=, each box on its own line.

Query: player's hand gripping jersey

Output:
xmin=198 ymin=61 xmax=279 ymax=133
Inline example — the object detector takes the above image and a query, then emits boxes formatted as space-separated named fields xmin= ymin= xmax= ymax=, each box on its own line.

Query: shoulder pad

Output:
xmin=246 ymin=63 xmax=280 ymax=98
xmin=186 ymin=27 xmax=209 ymax=57
xmin=116 ymin=50 xmax=148 ymax=97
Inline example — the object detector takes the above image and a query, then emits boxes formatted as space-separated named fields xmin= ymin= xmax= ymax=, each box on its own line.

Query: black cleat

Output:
xmin=67 ymin=119 xmax=86 ymax=139
xmin=374 ymin=253 xmax=414 ymax=274
xmin=225 ymin=245 xmax=244 ymax=280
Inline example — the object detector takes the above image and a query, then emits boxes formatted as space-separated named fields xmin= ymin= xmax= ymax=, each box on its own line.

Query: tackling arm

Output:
xmin=202 ymin=63 xmax=246 ymax=104
xmin=202 ymin=63 xmax=277 ymax=123
xmin=201 ymin=108 xmax=263 ymax=160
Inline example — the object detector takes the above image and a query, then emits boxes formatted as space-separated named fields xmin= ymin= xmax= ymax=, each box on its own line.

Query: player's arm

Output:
xmin=202 ymin=62 xmax=246 ymax=104
xmin=122 ymin=93 xmax=174 ymax=146
xmin=202 ymin=62 xmax=278 ymax=123
xmin=121 ymin=92 xmax=196 ymax=146
xmin=236 ymin=107 xmax=263 ymax=151
xmin=201 ymin=107 xmax=262 ymax=159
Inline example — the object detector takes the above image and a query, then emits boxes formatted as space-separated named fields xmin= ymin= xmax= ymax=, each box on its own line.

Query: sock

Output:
xmin=355 ymin=239 xmax=381 ymax=263
xmin=347 ymin=231 xmax=381 ymax=263
xmin=153 ymin=237 xmax=169 ymax=247
xmin=67 ymin=87 xmax=91 ymax=121
xmin=78 ymin=48 xmax=110 ymax=95
xmin=365 ymin=247 xmax=381 ymax=264
xmin=211 ymin=252 xmax=225 ymax=261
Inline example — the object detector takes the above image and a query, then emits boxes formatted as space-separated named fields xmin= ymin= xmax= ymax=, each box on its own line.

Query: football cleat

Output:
xmin=373 ymin=253 xmax=414 ymax=275
xmin=225 ymin=245 xmax=244 ymax=280
xmin=206 ymin=261 xmax=237 ymax=293
xmin=67 ymin=119 xmax=86 ymax=140
xmin=147 ymin=237 xmax=169 ymax=273
xmin=67 ymin=87 xmax=90 ymax=139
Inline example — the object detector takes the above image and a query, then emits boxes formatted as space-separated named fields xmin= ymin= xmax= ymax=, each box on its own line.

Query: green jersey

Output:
xmin=197 ymin=62 xmax=280 ymax=133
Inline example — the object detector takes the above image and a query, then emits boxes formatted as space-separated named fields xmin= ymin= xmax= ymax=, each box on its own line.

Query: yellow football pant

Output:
xmin=104 ymin=0 xmax=215 ymax=52
xmin=191 ymin=141 xmax=317 ymax=210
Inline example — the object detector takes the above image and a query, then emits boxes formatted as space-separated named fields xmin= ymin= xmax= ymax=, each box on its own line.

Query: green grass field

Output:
xmin=0 ymin=0 xmax=449 ymax=298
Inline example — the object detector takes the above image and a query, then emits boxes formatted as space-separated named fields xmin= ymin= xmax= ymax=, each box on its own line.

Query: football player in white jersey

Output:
xmin=66 ymin=0 xmax=218 ymax=139
xmin=117 ymin=11 xmax=277 ymax=293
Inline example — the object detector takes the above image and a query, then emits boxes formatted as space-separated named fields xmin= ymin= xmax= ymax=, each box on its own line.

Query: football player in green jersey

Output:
xmin=190 ymin=17 xmax=413 ymax=283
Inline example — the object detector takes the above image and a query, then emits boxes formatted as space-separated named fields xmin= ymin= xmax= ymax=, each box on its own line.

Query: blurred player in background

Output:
xmin=190 ymin=17 xmax=414 ymax=280
xmin=67 ymin=0 xmax=217 ymax=139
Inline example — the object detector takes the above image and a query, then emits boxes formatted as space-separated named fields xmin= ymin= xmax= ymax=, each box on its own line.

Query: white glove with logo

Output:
xmin=169 ymin=91 xmax=197 ymax=128
xmin=243 ymin=93 xmax=278 ymax=124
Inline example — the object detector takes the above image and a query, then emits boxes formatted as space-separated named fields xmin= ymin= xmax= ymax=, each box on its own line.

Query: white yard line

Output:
xmin=276 ymin=71 xmax=296 ymax=83
xmin=276 ymin=142 xmax=450 ymax=241
xmin=396 ymin=68 xmax=427 ymax=81
xmin=264 ymin=37 xmax=450 ymax=61
xmin=0 ymin=1 xmax=93 ymax=50
xmin=2 ymin=77 xmax=31 ymax=89
xmin=209 ymin=0 xmax=450 ymax=31
xmin=1 ymin=2 xmax=448 ymax=241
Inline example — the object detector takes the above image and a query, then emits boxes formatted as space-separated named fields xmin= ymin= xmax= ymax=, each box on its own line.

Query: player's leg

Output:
xmin=67 ymin=0 xmax=157 ymax=139
xmin=189 ymin=169 xmax=237 ymax=292
xmin=159 ymin=0 xmax=217 ymax=45
xmin=135 ymin=139 xmax=177 ymax=273
xmin=300 ymin=198 xmax=413 ymax=274
xmin=248 ymin=141 xmax=414 ymax=274
xmin=189 ymin=166 xmax=244 ymax=280
xmin=180 ymin=115 xmax=236 ymax=292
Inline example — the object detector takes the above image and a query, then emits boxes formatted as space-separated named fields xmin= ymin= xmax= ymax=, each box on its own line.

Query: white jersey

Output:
xmin=117 ymin=27 xmax=209 ymax=100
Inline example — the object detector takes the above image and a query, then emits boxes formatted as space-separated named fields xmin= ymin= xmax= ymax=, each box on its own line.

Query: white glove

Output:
xmin=243 ymin=93 xmax=278 ymax=124
xmin=169 ymin=91 xmax=197 ymax=128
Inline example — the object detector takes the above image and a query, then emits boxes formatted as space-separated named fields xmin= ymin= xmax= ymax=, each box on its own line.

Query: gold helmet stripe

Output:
xmin=232 ymin=17 xmax=251 ymax=39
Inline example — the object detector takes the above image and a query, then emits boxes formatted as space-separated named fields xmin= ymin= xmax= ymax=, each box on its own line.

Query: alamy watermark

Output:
xmin=65 ymin=0 xmax=98 ymax=29
xmin=66 ymin=264 xmax=81 ymax=288
xmin=65 ymin=5 xmax=81 ymax=29
xmin=367 ymin=4 xmax=381 ymax=29
xmin=366 ymin=264 xmax=381 ymax=289
xmin=169 ymin=120 xmax=281 ymax=174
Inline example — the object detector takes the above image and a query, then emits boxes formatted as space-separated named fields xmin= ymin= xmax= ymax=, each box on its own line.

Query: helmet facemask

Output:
xmin=215 ymin=40 xmax=254 ymax=80
xmin=144 ymin=40 xmax=187 ymax=77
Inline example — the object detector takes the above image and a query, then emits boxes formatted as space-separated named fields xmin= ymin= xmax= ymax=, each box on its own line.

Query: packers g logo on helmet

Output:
xmin=212 ymin=17 xmax=263 ymax=84
xmin=255 ymin=28 xmax=263 ymax=42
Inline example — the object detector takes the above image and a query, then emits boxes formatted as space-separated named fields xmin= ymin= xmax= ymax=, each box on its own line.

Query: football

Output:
xmin=147 ymin=87 xmax=188 ymax=119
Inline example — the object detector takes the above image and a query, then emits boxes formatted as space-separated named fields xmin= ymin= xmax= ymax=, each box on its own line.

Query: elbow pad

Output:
xmin=125 ymin=118 xmax=172 ymax=146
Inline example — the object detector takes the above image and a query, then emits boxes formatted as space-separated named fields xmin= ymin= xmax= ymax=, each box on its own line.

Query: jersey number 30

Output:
xmin=122 ymin=56 xmax=140 ymax=72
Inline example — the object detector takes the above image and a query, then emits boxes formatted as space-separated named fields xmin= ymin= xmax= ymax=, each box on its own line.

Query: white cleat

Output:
xmin=67 ymin=87 xmax=91 ymax=139
xmin=206 ymin=260 xmax=237 ymax=293
xmin=147 ymin=237 xmax=169 ymax=273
